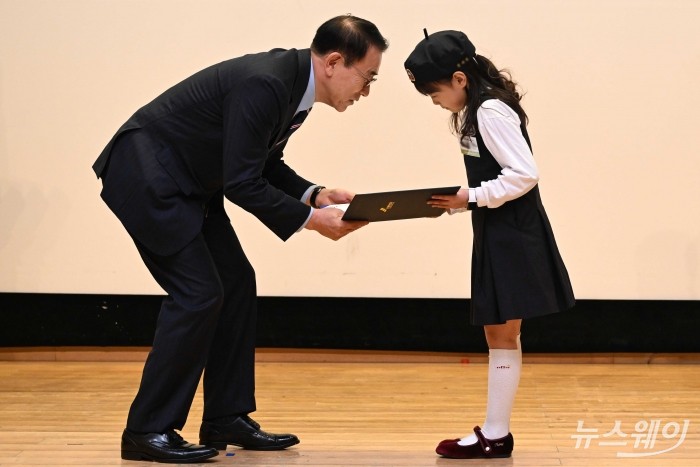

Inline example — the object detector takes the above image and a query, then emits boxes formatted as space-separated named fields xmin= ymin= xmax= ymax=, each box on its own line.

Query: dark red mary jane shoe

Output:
xmin=436 ymin=426 xmax=513 ymax=459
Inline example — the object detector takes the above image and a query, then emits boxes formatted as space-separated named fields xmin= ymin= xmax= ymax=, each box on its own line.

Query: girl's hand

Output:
xmin=427 ymin=188 xmax=468 ymax=210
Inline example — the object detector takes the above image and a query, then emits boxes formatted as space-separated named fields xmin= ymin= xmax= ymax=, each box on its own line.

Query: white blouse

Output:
xmin=453 ymin=99 xmax=539 ymax=212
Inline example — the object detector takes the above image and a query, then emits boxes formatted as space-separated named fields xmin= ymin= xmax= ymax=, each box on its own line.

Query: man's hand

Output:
xmin=314 ymin=187 xmax=354 ymax=207
xmin=305 ymin=206 xmax=368 ymax=241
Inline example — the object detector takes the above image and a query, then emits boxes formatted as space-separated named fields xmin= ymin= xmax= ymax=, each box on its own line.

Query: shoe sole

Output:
xmin=122 ymin=450 xmax=219 ymax=463
xmin=437 ymin=453 xmax=512 ymax=459
xmin=202 ymin=439 xmax=300 ymax=451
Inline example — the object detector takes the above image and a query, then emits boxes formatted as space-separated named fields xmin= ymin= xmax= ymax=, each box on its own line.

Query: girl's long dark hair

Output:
xmin=414 ymin=54 xmax=528 ymax=138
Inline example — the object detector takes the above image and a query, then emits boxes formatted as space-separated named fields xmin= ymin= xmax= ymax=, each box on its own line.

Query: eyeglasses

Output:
xmin=342 ymin=56 xmax=377 ymax=88
xmin=350 ymin=64 xmax=377 ymax=88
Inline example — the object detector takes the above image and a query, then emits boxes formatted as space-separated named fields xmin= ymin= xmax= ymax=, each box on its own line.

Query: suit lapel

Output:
xmin=271 ymin=49 xmax=312 ymax=148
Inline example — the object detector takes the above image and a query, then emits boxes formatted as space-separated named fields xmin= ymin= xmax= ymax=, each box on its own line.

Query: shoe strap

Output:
xmin=473 ymin=426 xmax=493 ymax=456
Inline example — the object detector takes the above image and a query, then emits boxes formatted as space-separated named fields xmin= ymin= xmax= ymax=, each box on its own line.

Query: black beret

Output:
xmin=404 ymin=30 xmax=476 ymax=83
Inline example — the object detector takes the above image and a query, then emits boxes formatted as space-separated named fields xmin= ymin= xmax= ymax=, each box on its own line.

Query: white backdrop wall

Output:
xmin=1 ymin=0 xmax=699 ymax=299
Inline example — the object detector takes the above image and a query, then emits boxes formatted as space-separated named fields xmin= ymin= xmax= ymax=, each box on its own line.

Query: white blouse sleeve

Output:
xmin=474 ymin=100 xmax=539 ymax=208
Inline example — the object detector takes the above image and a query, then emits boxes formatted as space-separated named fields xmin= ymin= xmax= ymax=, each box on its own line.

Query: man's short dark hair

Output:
xmin=311 ymin=15 xmax=388 ymax=65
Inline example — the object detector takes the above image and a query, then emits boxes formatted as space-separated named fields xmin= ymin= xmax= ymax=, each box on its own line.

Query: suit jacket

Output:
xmin=93 ymin=48 xmax=315 ymax=255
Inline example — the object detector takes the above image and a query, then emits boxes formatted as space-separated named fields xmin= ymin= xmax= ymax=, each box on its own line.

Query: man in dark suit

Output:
xmin=93 ymin=15 xmax=388 ymax=463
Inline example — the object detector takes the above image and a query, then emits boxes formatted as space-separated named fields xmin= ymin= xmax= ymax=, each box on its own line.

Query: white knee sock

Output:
xmin=458 ymin=339 xmax=522 ymax=445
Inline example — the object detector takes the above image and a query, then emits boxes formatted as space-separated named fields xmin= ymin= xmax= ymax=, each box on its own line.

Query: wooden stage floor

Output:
xmin=0 ymin=349 xmax=699 ymax=466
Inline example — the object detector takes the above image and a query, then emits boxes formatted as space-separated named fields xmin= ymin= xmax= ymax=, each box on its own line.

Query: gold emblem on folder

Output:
xmin=379 ymin=201 xmax=395 ymax=213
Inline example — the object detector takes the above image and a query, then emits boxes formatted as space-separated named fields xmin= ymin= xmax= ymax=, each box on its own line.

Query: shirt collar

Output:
xmin=295 ymin=56 xmax=315 ymax=114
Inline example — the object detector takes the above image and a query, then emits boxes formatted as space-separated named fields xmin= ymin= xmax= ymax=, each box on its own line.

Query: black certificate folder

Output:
xmin=341 ymin=186 xmax=461 ymax=222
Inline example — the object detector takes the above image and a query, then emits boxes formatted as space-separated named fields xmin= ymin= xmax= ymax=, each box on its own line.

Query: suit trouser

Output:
xmin=126 ymin=200 xmax=258 ymax=433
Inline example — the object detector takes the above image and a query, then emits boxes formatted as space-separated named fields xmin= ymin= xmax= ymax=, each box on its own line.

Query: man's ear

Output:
xmin=453 ymin=71 xmax=468 ymax=89
xmin=325 ymin=52 xmax=343 ymax=76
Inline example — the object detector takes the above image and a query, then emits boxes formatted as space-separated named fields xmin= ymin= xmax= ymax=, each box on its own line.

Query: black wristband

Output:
xmin=310 ymin=185 xmax=325 ymax=208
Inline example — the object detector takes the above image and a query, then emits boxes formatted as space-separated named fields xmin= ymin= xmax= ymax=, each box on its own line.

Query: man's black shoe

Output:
xmin=121 ymin=429 xmax=219 ymax=463
xmin=199 ymin=415 xmax=300 ymax=451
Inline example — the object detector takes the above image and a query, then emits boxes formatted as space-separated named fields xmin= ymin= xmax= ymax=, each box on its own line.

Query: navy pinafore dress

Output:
xmin=463 ymin=102 xmax=575 ymax=325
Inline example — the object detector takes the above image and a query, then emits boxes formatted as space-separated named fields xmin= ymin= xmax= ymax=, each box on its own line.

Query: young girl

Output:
xmin=404 ymin=30 xmax=575 ymax=459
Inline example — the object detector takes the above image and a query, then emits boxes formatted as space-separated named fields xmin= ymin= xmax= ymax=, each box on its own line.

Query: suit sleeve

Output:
xmin=263 ymin=144 xmax=314 ymax=200
xmin=222 ymin=75 xmax=312 ymax=241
